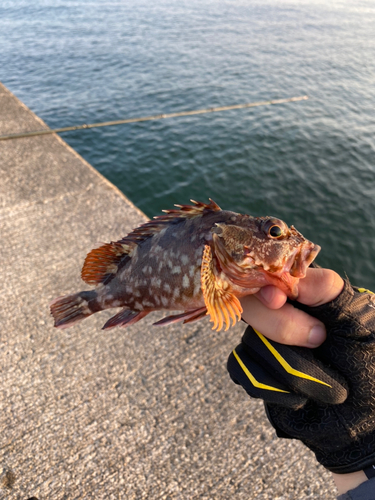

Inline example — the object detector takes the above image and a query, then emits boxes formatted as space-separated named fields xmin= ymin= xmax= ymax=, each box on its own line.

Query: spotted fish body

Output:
xmin=51 ymin=200 xmax=320 ymax=331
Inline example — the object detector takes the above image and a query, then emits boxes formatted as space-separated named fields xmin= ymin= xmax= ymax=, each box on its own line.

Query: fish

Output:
xmin=50 ymin=199 xmax=320 ymax=332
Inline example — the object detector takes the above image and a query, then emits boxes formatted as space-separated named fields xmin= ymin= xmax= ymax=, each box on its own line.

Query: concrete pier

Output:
xmin=0 ymin=82 xmax=336 ymax=499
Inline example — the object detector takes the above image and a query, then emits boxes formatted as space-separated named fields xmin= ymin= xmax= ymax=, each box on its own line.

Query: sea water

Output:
xmin=2 ymin=0 xmax=375 ymax=287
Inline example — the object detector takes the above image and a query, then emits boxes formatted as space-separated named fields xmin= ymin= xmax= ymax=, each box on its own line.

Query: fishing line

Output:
xmin=0 ymin=95 xmax=308 ymax=141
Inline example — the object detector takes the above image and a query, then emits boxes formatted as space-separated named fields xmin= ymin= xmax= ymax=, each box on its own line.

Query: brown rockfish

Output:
xmin=50 ymin=199 xmax=320 ymax=332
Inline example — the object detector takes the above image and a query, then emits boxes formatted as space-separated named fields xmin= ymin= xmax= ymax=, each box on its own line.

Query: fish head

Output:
xmin=211 ymin=216 xmax=320 ymax=299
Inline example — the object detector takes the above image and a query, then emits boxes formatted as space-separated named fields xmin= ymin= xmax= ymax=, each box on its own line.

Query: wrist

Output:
xmin=331 ymin=470 xmax=367 ymax=495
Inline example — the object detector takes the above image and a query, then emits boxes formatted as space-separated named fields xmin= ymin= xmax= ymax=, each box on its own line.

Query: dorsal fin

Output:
xmin=113 ymin=199 xmax=222 ymax=246
xmin=81 ymin=242 xmax=133 ymax=285
xmin=156 ymin=198 xmax=221 ymax=221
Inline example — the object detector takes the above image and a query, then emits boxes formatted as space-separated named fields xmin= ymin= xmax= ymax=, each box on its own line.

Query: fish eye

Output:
xmin=261 ymin=218 xmax=287 ymax=239
xmin=269 ymin=225 xmax=283 ymax=238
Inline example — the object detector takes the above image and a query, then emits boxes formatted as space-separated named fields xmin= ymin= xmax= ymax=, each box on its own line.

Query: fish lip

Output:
xmin=290 ymin=243 xmax=321 ymax=278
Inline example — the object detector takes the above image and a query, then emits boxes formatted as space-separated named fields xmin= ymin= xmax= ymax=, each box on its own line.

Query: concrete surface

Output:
xmin=0 ymin=82 xmax=337 ymax=499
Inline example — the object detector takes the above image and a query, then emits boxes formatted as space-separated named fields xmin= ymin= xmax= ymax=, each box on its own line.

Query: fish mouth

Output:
xmin=289 ymin=243 xmax=321 ymax=278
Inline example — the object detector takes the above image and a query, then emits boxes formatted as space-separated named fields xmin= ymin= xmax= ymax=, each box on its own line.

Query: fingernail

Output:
xmin=307 ymin=325 xmax=326 ymax=347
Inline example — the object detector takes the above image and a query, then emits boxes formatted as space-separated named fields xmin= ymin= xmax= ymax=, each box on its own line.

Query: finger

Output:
xmin=240 ymin=327 xmax=348 ymax=405
xmin=240 ymin=294 xmax=326 ymax=348
xmin=255 ymin=286 xmax=288 ymax=309
xmin=253 ymin=269 xmax=344 ymax=310
xmin=297 ymin=268 xmax=344 ymax=306
xmin=227 ymin=342 xmax=308 ymax=408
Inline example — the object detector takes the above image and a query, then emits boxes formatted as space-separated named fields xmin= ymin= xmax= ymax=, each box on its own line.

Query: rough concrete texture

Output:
xmin=0 ymin=82 xmax=337 ymax=499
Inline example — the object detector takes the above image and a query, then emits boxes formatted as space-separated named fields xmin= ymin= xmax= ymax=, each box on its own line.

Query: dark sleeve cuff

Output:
xmin=337 ymin=477 xmax=375 ymax=500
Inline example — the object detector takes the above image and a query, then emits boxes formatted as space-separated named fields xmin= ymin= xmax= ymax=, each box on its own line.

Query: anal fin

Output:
xmin=153 ymin=307 xmax=207 ymax=327
xmin=201 ymin=245 xmax=243 ymax=331
xmin=102 ymin=309 xmax=149 ymax=330
xmin=182 ymin=308 xmax=208 ymax=324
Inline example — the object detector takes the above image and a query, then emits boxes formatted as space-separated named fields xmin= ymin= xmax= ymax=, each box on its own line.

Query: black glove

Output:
xmin=227 ymin=280 xmax=375 ymax=475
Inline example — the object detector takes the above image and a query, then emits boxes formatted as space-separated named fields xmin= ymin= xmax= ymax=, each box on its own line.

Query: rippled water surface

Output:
xmin=2 ymin=0 xmax=375 ymax=287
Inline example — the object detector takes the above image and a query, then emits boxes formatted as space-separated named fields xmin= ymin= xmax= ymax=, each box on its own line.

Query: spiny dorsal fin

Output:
xmin=114 ymin=199 xmax=222 ymax=246
xmin=201 ymin=244 xmax=242 ymax=331
xmin=81 ymin=242 xmax=133 ymax=285
xmin=155 ymin=198 xmax=221 ymax=221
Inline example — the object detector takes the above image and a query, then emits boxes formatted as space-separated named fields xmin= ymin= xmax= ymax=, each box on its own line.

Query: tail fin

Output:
xmin=50 ymin=291 xmax=98 ymax=329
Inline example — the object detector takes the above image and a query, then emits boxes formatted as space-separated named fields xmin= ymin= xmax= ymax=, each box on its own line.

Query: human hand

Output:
xmin=240 ymin=267 xmax=344 ymax=348
xmin=229 ymin=271 xmax=375 ymax=495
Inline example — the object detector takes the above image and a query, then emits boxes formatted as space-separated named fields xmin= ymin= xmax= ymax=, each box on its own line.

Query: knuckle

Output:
xmin=273 ymin=308 xmax=311 ymax=345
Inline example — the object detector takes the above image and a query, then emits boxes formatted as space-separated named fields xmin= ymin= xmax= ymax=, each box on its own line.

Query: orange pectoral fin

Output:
xmin=201 ymin=245 xmax=243 ymax=332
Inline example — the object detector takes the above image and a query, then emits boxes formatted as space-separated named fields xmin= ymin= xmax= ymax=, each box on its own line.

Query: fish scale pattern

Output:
xmin=266 ymin=280 xmax=375 ymax=473
xmin=52 ymin=200 xmax=320 ymax=331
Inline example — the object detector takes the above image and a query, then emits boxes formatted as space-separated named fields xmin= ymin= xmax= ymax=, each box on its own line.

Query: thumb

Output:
xmin=297 ymin=268 xmax=344 ymax=307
